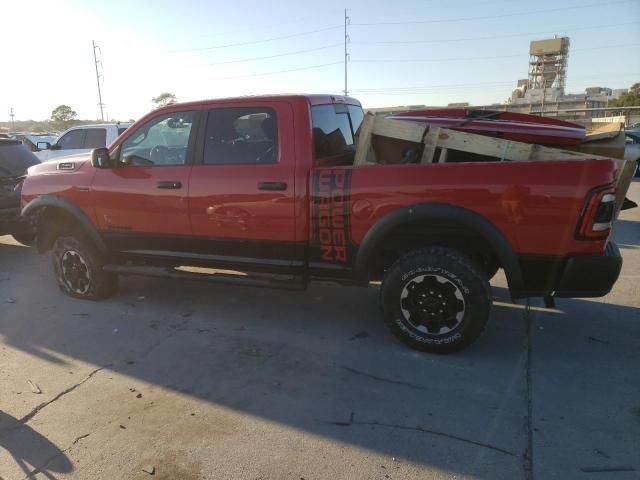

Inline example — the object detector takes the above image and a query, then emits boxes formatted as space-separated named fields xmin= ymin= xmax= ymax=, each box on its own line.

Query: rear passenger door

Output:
xmin=188 ymin=103 xmax=302 ymax=271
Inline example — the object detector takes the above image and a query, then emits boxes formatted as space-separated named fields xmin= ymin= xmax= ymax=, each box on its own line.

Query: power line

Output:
xmin=350 ymin=0 xmax=635 ymax=26
xmin=185 ymin=9 xmax=345 ymax=43
xmin=204 ymin=41 xmax=639 ymax=83
xmin=352 ymin=42 xmax=640 ymax=64
xmin=351 ymin=22 xmax=639 ymax=46
xmin=209 ymin=61 xmax=343 ymax=81
xmin=166 ymin=25 xmax=342 ymax=54
xmin=188 ymin=43 xmax=343 ymax=67
xmin=354 ymin=81 xmax=516 ymax=93
xmin=351 ymin=73 xmax=640 ymax=95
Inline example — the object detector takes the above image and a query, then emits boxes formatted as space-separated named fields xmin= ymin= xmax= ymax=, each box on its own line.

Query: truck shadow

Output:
xmin=1 ymin=235 xmax=639 ymax=478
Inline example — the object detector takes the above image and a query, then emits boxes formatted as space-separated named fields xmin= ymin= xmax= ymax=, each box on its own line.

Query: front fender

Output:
xmin=21 ymin=195 xmax=107 ymax=253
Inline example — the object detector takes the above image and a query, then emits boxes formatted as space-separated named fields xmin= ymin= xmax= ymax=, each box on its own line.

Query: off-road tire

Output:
xmin=381 ymin=246 xmax=491 ymax=353
xmin=52 ymin=234 xmax=117 ymax=300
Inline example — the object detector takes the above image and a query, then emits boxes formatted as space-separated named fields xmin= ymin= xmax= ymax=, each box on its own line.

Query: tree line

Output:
xmin=1 ymin=92 xmax=177 ymax=133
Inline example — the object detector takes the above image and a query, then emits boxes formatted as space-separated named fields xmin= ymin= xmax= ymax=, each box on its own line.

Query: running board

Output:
xmin=103 ymin=264 xmax=307 ymax=291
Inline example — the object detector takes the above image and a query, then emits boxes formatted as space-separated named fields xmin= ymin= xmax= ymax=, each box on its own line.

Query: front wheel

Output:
xmin=381 ymin=247 xmax=491 ymax=353
xmin=52 ymin=234 xmax=117 ymax=300
xmin=12 ymin=232 xmax=35 ymax=246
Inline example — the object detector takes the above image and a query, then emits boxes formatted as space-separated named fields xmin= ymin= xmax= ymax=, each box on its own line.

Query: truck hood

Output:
xmin=27 ymin=152 xmax=92 ymax=176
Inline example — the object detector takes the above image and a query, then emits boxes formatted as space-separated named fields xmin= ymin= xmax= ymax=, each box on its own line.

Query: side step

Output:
xmin=103 ymin=264 xmax=307 ymax=291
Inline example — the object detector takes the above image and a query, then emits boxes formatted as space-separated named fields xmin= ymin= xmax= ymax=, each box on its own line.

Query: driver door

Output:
xmin=91 ymin=110 xmax=200 ymax=254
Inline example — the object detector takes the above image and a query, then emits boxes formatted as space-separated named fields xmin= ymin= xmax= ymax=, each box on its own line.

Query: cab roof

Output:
xmin=153 ymin=94 xmax=361 ymax=113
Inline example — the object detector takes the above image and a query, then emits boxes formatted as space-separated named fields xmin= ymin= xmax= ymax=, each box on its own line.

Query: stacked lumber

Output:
xmin=353 ymin=113 xmax=636 ymax=216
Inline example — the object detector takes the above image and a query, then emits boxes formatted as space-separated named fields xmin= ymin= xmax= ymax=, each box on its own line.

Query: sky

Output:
xmin=1 ymin=0 xmax=639 ymax=122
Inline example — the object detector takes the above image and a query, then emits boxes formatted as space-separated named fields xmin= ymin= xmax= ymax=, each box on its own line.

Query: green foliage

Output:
xmin=0 ymin=118 xmax=125 ymax=134
xmin=152 ymin=92 xmax=177 ymax=108
xmin=50 ymin=105 xmax=78 ymax=129
xmin=609 ymin=82 xmax=640 ymax=107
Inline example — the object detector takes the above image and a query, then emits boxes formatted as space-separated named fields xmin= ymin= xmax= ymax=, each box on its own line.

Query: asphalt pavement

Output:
xmin=1 ymin=181 xmax=638 ymax=480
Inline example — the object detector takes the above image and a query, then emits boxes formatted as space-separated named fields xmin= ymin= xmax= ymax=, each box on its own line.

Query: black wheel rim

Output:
xmin=60 ymin=250 xmax=91 ymax=295
xmin=400 ymin=274 xmax=465 ymax=335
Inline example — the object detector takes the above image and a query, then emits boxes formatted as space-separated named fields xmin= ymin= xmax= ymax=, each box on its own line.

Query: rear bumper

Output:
xmin=516 ymin=242 xmax=622 ymax=299
xmin=554 ymin=242 xmax=622 ymax=298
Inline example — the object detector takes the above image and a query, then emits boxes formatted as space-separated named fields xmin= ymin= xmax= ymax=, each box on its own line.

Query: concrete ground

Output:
xmin=1 ymin=181 xmax=638 ymax=480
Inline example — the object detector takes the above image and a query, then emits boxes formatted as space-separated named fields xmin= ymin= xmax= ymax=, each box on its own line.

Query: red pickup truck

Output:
xmin=20 ymin=94 xmax=622 ymax=353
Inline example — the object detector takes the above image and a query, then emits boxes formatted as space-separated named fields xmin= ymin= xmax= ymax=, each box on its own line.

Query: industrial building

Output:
xmin=506 ymin=37 xmax=627 ymax=120
xmin=369 ymin=36 xmax=634 ymax=123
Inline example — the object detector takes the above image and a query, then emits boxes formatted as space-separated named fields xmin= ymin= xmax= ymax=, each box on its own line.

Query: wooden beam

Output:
xmin=371 ymin=116 xmax=427 ymax=143
xmin=354 ymin=113 xmax=377 ymax=165
xmin=420 ymin=127 xmax=440 ymax=164
xmin=433 ymin=129 xmax=599 ymax=162
xmin=438 ymin=147 xmax=448 ymax=163
xmin=614 ymin=159 xmax=637 ymax=219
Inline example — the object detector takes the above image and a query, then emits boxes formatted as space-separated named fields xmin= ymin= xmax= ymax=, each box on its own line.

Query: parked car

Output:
xmin=35 ymin=123 xmax=130 ymax=162
xmin=0 ymin=139 xmax=39 ymax=244
xmin=20 ymin=95 xmax=623 ymax=353
xmin=624 ymin=131 xmax=640 ymax=177
xmin=20 ymin=134 xmax=59 ymax=152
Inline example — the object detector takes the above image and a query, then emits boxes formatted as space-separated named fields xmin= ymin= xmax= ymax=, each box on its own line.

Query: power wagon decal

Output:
xmin=311 ymin=169 xmax=356 ymax=268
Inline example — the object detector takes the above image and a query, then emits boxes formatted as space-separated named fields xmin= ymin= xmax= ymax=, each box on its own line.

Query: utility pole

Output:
xmin=9 ymin=107 xmax=15 ymax=132
xmin=92 ymin=40 xmax=105 ymax=121
xmin=344 ymin=8 xmax=350 ymax=96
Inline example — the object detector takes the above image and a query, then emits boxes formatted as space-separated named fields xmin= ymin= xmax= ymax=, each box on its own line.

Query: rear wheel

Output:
xmin=381 ymin=246 xmax=491 ymax=353
xmin=52 ymin=234 xmax=117 ymax=300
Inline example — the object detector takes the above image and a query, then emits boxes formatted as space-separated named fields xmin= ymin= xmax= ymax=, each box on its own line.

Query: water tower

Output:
xmin=527 ymin=37 xmax=570 ymax=94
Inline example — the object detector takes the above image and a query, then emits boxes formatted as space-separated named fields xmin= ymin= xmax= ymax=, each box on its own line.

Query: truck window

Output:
xmin=311 ymin=104 xmax=363 ymax=163
xmin=117 ymin=127 xmax=128 ymax=137
xmin=203 ymin=107 xmax=278 ymax=165
xmin=84 ymin=128 xmax=107 ymax=148
xmin=57 ymin=129 xmax=85 ymax=149
xmin=120 ymin=111 xmax=196 ymax=166
xmin=348 ymin=105 xmax=364 ymax=135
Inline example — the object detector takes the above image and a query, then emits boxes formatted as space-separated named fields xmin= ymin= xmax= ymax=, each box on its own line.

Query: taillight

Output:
xmin=577 ymin=187 xmax=616 ymax=239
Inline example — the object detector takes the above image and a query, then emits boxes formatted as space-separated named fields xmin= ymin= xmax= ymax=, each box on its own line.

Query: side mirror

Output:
xmin=91 ymin=148 xmax=111 ymax=169
xmin=37 ymin=141 xmax=51 ymax=150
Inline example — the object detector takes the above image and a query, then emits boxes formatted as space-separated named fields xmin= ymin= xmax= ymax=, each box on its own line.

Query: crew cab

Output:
xmin=20 ymin=95 xmax=623 ymax=353
xmin=35 ymin=123 xmax=130 ymax=162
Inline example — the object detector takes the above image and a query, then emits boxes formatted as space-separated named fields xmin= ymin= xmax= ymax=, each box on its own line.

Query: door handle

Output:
xmin=157 ymin=181 xmax=182 ymax=189
xmin=257 ymin=181 xmax=287 ymax=191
